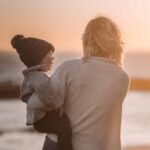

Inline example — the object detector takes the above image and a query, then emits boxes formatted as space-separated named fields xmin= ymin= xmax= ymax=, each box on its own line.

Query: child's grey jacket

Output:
xmin=21 ymin=65 xmax=52 ymax=125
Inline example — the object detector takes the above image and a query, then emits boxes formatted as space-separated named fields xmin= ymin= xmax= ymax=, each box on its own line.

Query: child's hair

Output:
xmin=82 ymin=15 xmax=123 ymax=66
xmin=11 ymin=35 xmax=55 ymax=67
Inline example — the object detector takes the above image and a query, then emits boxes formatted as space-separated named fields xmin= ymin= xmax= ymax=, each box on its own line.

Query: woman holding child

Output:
xmin=12 ymin=15 xmax=130 ymax=150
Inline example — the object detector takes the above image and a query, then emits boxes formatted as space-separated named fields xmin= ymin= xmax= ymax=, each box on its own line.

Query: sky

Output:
xmin=0 ymin=0 xmax=150 ymax=53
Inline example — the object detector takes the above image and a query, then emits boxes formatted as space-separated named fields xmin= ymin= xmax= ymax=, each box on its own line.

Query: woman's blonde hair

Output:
xmin=82 ymin=16 xmax=123 ymax=65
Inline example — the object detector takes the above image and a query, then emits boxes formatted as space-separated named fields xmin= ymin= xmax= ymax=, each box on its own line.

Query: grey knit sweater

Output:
xmin=27 ymin=57 xmax=130 ymax=150
xmin=21 ymin=65 xmax=52 ymax=125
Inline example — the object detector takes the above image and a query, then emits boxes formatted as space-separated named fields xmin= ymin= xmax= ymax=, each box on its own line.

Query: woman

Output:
xmin=31 ymin=16 xmax=130 ymax=150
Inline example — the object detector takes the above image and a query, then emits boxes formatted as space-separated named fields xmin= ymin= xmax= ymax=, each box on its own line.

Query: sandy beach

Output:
xmin=123 ymin=145 xmax=150 ymax=150
xmin=0 ymin=91 xmax=150 ymax=150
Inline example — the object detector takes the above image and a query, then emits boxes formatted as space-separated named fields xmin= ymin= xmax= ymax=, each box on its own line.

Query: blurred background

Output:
xmin=0 ymin=0 xmax=150 ymax=150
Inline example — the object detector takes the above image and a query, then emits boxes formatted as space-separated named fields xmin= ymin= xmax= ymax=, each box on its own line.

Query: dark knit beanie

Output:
xmin=11 ymin=34 xmax=55 ymax=67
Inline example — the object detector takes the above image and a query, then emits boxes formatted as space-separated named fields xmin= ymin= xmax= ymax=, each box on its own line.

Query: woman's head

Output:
xmin=82 ymin=16 xmax=123 ymax=65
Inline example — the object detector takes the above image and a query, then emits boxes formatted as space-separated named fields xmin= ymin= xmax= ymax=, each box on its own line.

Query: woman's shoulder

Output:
xmin=57 ymin=58 xmax=81 ymax=71
xmin=61 ymin=58 xmax=81 ymax=66
xmin=117 ymin=69 xmax=130 ymax=87
xmin=52 ymin=58 xmax=81 ymax=78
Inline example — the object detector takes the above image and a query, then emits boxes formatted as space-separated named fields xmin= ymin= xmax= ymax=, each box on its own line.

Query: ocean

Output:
xmin=0 ymin=51 xmax=150 ymax=149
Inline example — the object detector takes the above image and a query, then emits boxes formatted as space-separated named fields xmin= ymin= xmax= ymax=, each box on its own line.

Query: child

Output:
xmin=11 ymin=35 xmax=73 ymax=150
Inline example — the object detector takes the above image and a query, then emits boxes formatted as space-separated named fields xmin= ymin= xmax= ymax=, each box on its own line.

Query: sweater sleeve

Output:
xmin=21 ymin=76 xmax=49 ymax=110
xmin=21 ymin=78 xmax=33 ymax=103
xmin=29 ymin=62 xmax=68 ymax=110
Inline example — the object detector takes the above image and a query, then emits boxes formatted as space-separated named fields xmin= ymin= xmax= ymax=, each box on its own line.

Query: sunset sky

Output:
xmin=0 ymin=0 xmax=150 ymax=53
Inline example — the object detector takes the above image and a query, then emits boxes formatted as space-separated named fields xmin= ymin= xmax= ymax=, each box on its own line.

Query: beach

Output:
xmin=123 ymin=145 xmax=150 ymax=150
xmin=0 ymin=91 xmax=150 ymax=150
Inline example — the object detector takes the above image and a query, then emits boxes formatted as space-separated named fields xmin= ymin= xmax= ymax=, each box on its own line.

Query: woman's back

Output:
xmin=63 ymin=57 xmax=129 ymax=150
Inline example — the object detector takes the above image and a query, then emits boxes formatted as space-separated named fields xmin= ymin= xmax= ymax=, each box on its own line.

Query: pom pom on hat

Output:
xmin=11 ymin=35 xmax=24 ymax=50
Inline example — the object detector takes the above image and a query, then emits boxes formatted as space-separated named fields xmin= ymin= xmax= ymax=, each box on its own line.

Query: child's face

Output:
xmin=40 ymin=51 xmax=54 ymax=71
